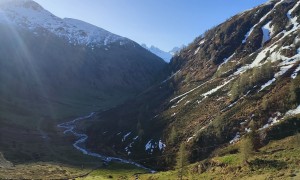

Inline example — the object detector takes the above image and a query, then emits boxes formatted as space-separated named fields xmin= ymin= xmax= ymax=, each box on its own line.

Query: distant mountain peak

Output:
xmin=141 ymin=44 xmax=185 ymax=62
xmin=141 ymin=44 xmax=172 ymax=62
xmin=0 ymin=0 xmax=40 ymax=8
xmin=0 ymin=0 xmax=127 ymax=47
xmin=169 ymin=45 xmax=185 ymax=55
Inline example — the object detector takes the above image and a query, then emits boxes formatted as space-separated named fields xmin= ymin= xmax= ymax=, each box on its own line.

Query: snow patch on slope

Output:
xmin=218 ymin=53 xmax=235 ymax=70
xmin=291 ymin=64 xmax=300 ymax=79
xmin=285 ymin=105 xmax=300 ymax=116
xmin=161 ymin=70 xmax=181 ymax=84
xmin=242 ymin=0 xmax=285 ymax=43
xmin=259 ymin=78 xmax=276 ymax=91
xmin=169 ymin=80 xmax=212 ymax=102
xmin=261 ymin=21 xmax=273 ymax=46
xmin=287 ymin=1 xmax=300 ymax=26
xmin=259 ymin=112 xmax=282 ymax=130
xmin=145 ymin=139 xmax=165 ymax=154
xmin=122 ymin=132 xmax=131 ymax=142
xmin=201 ymin=78 xmax=233 ymax=99
xmin=230 ymin=132 xmax=240 ymax=144
xmin=158 ymin=140 xmax=166 ymax=151
xmin=242 ymin=27 xmax=254 ymax=44
xmin=194 ymin=47 xmax=200 ymax=55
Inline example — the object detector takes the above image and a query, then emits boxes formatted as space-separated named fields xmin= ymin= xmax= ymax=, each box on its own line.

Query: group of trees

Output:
xmin=174 ymin=120 xmax=260 ymax=179
xmin=261 ymin=71 xmax=300 ymax=112
xmin=173 ymin=119 xmax=300 ymax=177
xmin=172 ymin=66 xmax=298 ymax=176
xmin=231 ymin=61 xmax=274 ymax=101
xmin=290 ymin=75 xmax=300 ymax=104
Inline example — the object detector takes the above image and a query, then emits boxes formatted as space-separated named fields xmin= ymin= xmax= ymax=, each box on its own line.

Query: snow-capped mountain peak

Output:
xmin=169 ymin=45 xmax=185 ymax=55
xmin=0 ymin=0 xmax=127 ymax=47
xmin=141 ymin=44 xmax=172 ymax=62
xmin=141 ymin=44 xmax=186 ymax=62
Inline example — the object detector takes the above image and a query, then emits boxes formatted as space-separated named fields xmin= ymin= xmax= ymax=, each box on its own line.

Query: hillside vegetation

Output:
xmin=83 ymin=0 xmax=300 ymax=173
xmin=1 ymin=0 xmax=300 ymax=179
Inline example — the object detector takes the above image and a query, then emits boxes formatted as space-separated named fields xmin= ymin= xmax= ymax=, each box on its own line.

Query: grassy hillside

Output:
xmin=138 ymin=130 xmax=300 ymax=180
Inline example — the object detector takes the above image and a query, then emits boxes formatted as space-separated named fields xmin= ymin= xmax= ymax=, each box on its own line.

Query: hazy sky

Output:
xmin=34 ymin=0 xmax=267 ymax=51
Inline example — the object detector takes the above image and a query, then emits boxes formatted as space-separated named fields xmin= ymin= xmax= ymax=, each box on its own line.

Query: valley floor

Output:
xmin=0 ymin=111 xmax=149 ymax=179
xmin=0 ymin=124 xmax=299 ymax=179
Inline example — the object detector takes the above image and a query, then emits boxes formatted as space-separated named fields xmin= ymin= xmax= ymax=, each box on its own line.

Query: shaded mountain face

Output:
xmin=0 ymin=0 xmax=166 ymax=124
xmin=85 ymin=0 xmax=300 ymax=169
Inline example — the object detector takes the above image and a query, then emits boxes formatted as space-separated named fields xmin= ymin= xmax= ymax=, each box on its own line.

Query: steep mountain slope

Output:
xmin=0 ymin=0 xmax=166 ymax=120
xmin=84 ymin=0 xmax=300 ymax=170
xmin=0 ymin=0 xmax=166 ymax=164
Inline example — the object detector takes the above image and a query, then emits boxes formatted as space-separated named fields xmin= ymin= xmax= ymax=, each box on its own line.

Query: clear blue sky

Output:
xmin=34 ymin=0 xmax=267 ymax=51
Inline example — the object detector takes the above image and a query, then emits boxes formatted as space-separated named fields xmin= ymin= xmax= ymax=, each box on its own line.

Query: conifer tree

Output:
xmin=168 ymin=126 xmax=178 ymax=145
xmin=176 ymin=143 xmax=189 ymax=180
xmin=240 ymin=120 xmax=259 ymax=165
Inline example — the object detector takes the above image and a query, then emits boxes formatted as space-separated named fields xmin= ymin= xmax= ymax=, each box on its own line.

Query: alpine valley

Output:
xmin=1 ymin=0 xmax=300 ymax=179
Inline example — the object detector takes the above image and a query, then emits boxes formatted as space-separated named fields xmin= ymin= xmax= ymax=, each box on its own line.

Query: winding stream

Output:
xmin=57 ymin=112 xmax=154 ymax=172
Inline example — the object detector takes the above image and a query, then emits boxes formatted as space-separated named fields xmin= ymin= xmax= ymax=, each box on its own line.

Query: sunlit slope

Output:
xmin=82 ymin=0 xmax=300 ymax=170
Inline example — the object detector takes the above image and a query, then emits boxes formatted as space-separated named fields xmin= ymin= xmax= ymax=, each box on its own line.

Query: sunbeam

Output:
xmin=0 ymin=8 xmax=57 ymax=122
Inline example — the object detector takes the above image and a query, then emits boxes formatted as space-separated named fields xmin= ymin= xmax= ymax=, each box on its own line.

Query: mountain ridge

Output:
xmin=0 ymin=0 xmax=130 ymax=48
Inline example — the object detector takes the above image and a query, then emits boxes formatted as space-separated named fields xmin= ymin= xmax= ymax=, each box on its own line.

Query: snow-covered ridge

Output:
xmin=0 ymin=0 xmax=127 ymax=47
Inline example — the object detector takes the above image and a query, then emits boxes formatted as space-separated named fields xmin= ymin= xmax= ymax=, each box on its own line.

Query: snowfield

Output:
xmin=261 ymin=21 xmax=273 ymax=46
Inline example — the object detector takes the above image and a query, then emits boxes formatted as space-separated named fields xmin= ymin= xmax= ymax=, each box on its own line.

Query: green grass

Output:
xmin=214 ymin=154 xmax=241 ymax=166
xmin=0 ymin=155 xmax=147 ymax=179
xmin=138 ymin=134 xmax=300 ymax=180
xmin=0 ymin=162 xmax=90 ymax=179
xmin=78 ymin=163 xmax=148 ymax=180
